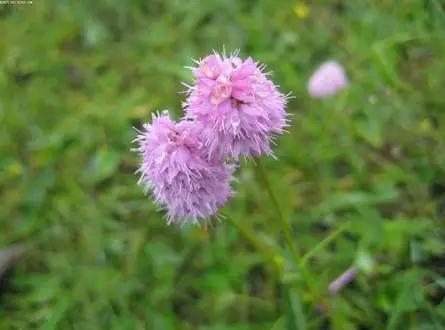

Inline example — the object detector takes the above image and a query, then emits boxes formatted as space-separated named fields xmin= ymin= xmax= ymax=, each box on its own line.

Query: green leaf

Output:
xmin=355 ymin=249 xmax=374 ymax=274
xmin=285 ymin=286 xmax=306 ymax=330
xmin=89 ymin=148 xmax=119 ymax=183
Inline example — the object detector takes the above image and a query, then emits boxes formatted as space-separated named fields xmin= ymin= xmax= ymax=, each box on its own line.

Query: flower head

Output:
xmin=136 ymin=112 xmax=234 ymax=224
xmin=184 ymin=52 xmax=288 ymax=159
xmin=307 ymin=60 xmax=348 ymax=98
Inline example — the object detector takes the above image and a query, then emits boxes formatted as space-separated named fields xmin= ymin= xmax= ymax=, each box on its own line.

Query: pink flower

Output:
xmin=307 ymin=61 xmax=348 ymax=98
xmin=184 ymin=52 xmax=288 ymax=159
xmin=135 ymin=112 xmax=234 ymax=224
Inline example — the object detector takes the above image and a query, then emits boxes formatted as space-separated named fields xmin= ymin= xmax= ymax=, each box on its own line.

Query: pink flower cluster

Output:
xmin=185 ymin=52 xmax=287 ymax=159
xmin=136 ymin=51 xmax=288 ymax=224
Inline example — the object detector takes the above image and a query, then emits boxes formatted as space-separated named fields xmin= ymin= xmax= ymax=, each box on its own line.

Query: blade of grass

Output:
xmin=301 ymin=222 xmax=350 ymax=266
xmin=285 ymin=285 xmax=307 ymax=330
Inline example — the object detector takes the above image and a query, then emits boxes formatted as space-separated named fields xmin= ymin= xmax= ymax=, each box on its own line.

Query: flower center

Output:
xmin=211 ymin=75 xmax=232 ymax=105
xmin=168 ymin=131 xmax=181 ymax=144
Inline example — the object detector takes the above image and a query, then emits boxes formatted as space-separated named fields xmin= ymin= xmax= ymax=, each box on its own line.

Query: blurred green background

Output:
xmin=1 ymin=0 xmax=444 ymax=329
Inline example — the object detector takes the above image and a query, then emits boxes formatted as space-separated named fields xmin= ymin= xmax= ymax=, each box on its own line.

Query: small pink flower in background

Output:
xmin=184 ymin=51 xmax=288 ymax=160
xmin=135 ymin=112 xmax=234 ymax=224
xmin=307 ymin=60 xmax=348 ymax=98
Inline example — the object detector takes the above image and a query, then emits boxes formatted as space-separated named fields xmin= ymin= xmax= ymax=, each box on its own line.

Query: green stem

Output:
xmin=256 ymin=160 xmax=302 ymax=267
xmin=226 ymin=215 xmax=282 ymax=271
xmin=256 ymin=159 xmax=319 ymax=299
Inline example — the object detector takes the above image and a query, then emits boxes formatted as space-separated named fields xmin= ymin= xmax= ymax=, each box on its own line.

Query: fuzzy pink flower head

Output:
xmin=136 ymin=112 xmax=234 ymax=224
xmin=307 ymin=60 xmax=348 ymax=98
xmin=185 ymin=52 xmax=288 ymax=159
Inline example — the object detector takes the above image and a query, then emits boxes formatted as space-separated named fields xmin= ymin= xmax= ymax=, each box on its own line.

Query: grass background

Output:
xmin=0 ymin=0 xmax=445 ymax=329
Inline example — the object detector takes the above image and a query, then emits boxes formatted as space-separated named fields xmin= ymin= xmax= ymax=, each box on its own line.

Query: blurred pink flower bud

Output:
xmin=307 ymin=61 xmax=348 ymax=98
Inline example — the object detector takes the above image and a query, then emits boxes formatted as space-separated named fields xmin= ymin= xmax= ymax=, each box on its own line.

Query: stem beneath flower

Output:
xmin=226 ymin=216 xmax=282 ymax=271
xmin=257 ymin=160 xmax=300 ymax=263
xmin=256 ymin=159 xmax=319 ymax=299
